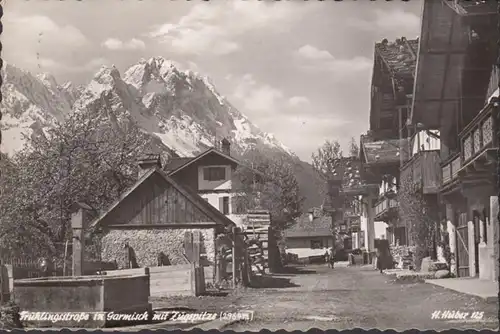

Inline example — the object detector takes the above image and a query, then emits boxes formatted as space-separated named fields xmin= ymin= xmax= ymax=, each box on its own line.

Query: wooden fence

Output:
xmin=102 ymin=264 xmax=204 ymax=297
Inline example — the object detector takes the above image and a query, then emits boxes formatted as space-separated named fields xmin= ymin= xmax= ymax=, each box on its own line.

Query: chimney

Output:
xmin=137 ymin=154 xmax=162 ymax=178
xmin=221 ymin=138 xmax=231 ymax=156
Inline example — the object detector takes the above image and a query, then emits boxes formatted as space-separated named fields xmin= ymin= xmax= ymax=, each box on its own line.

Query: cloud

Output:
xmin=229 ymin=74 xmax=353 ymax=162
xmin=297 ymin=45 xmax=334 ymax=61
xmin=232 ymin=74 xmax=285 ymax=113
xmin=288 ymin=96 xmax=310 ymax=108
xmin=3 ymin=12 xmax=93 ymax=73
xmin=348 ymin=9 xmax=420 ymax=34
xmin=102 ymin=38 xmax=146 ymax=51
xmin=6 ymin=14 xmax=89 ymax=48
xmin=37 ymin=57 xmax=108 ymax=73
xmin=148 ymin=1 xmax=303 ymax=56
xmin=296 ymin=44 xmax=371 ymax=75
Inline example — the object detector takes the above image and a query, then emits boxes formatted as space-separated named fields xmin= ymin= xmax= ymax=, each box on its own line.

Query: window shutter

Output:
xmin=231 ymin=196 xmax=236 ymax=214
xmin=222 ymin=197 xmax=229 ymax=215
xmin=219 ymin=197 xmax=224 ymax=212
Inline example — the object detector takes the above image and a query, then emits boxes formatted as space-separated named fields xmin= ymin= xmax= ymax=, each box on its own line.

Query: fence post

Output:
xmin=184 ymin=232 xmax=193 ymax=263
xmin=71 ymin=203 xmax=92 ymax=276
xmin=193 ymin=230 xmax=201 ymax=268
xmin=232 ymin=226 xmax=238 ymax=288
xmin=0 ymin=264 xmax=10 ymax=303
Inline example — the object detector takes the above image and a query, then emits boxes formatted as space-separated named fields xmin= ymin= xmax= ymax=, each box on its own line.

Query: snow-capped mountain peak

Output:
xmin=1 ymin=58 xmax=295 ymax=159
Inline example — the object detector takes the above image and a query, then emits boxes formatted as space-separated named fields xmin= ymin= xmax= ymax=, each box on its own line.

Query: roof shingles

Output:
xmin=164 ymin=157 xmax=194 ymax=172
xmin=375 ymin=37 xmax=418 ymax=82
xmin=285 ymin=213 xmax=332 ymax=238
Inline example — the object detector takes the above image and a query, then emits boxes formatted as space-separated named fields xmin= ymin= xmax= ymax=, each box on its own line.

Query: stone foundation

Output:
xmin=101 ymin=228 xmax=215 ymax=269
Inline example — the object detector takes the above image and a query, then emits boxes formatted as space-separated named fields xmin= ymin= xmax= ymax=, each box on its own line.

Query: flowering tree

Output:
xmin=233 ymin=149 xmax=304 ymax=231
xmin=0 ymin=105 xmax=162 ymax=259
xmin=311 ymin=140 xmax=344 ymax=183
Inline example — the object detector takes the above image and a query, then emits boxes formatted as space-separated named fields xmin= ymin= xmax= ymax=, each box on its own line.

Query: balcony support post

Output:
xmin=445 ymin=203 xmax=458 ymax=276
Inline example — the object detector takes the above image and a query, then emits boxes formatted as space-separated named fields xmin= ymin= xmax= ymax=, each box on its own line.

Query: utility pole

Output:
xmin=496 ymin=0 xmax=500 ymax=316
xmin=327 ymin=163 xmax=346 ymax=253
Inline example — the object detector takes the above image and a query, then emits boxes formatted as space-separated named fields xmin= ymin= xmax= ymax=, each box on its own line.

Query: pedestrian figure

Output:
xmin=328 ymin=248 xmax=335 ymax=268
xmin=376 ymin=248 xmax=383 ymax=273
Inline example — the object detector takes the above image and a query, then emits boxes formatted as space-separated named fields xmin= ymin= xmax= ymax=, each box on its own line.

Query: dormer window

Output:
xmin=203 ymin=167 xmax=226 ymax=181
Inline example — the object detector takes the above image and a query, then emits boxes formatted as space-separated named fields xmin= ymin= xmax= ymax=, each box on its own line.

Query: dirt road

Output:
xmin=225 ymin=264 xmax=498 ymax=331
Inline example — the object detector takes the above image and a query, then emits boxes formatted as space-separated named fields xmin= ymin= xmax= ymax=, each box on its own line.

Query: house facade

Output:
xmin=360 ymin=135 xmax=409 ymax=250
xmin=341 ymin=37 xmax=418 ymax=263
xmin=284 ymin=210 xmax=334 ymax=259
xmin=410 ymin=0 xmax=498 ymax=280
xmin=89 ymin=155 xmax=236 ymax=275
xmin=164 ymin=139 xmax=261 ymax=229
xmin=363 ymin=37 xmax=420 ymax=252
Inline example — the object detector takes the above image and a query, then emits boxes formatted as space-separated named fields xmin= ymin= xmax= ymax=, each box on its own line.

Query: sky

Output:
xmin=2 ymin=0 xmax=422 ymax=162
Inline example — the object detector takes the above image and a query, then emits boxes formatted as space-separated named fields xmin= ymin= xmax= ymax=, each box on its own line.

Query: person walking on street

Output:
xmin=328 ymin=247 xmax=335 ymax=268
xmin=376 ymin=248 xmax=383 ymax=273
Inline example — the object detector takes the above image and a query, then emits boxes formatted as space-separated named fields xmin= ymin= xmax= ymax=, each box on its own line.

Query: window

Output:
xmin=231 ymin=196 xmax=247 ymax=214
xmin=220 ymin=196 xmax=229 ymax=215
xmin=311 ymin=240 xmax=323 ymax=249
xmin=359 ymin=231 xmax=365 ymax=248
xmin=203 ymin=167 xmax=226 ymax=181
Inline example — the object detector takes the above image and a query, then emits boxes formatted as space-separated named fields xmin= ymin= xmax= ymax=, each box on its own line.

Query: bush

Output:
xmin=0 ymin=301 xmax=23 ymax=329
xmin=351 ymin=248 xmax=362 ymax=255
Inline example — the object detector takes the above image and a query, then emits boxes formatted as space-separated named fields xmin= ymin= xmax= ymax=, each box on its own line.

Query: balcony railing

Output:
xmin=441 ymin=153 xmax=461 ymax=186
xmin=374 ymin=198 xmax=398 ymax=217
xmin=460 ymin=104 xmax=497 ymax=166
xmin=400 ymin=150 xmax=441 ymax=194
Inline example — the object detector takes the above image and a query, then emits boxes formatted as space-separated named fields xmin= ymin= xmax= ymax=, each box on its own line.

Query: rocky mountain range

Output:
xmin=0 ymin=57 xmax=323 ymax=209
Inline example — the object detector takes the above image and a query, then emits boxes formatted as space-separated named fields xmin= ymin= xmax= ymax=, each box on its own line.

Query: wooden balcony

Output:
xmin=441 ymin=153 xmax=461 ymax=187
xmin=460 ymin=103 xmax=497 ymax=167
xmin=400 ymin=150 xmax=442 ymax=194
xmin=441 ymin=102 xmax=498 ymax=195
xmin=374 ymin=198 xmax=398 ymax=222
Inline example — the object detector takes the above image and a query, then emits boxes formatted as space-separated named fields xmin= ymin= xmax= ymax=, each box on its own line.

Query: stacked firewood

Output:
xmin=246 ymin=239 xmax=266 ymax=275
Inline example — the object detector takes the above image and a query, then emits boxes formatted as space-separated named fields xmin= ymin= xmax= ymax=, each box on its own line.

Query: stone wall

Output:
xmin=14 ymin=274 xmax=150 ymax=328
xmin=100 ymin=228 xmax=216 ymax=269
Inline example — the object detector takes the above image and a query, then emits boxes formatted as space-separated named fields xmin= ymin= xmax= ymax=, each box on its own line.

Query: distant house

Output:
xmin=89 ymin=154 xmax=236 ymax=272
xmin=284 ymin=209 xmax=334 ymax=259
xmin=164 ymin=139 xmax=264 ymax=229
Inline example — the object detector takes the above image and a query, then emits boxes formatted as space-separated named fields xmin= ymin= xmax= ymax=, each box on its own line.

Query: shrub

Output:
xmin=398 ymin=174 xmax=438 ymax=271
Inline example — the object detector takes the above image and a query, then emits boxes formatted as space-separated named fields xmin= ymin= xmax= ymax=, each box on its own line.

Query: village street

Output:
xmin=217 ymin=264 xmax=499 ymax=331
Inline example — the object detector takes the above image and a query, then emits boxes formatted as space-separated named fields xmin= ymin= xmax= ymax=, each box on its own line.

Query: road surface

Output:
xmin=224 ymin=264 xmax=499 ymax=331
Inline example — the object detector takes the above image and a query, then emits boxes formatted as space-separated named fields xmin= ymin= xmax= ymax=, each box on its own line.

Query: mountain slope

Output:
xmin=0 ymin=58 xmax=323 ymax=209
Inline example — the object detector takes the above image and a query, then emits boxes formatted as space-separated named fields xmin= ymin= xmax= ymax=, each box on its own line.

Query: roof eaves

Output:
xmin=168 ymin=148 xmax=244 ymax=176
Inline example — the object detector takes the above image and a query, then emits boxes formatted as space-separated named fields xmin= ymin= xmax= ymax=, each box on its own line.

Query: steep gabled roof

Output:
xmin=166 ymin=148 xmax=242 ymax=175
xmin=89 ymin=167 xmax=236 ymax=229
xmin=165 ymin=147 xmax=266 ymax=179
xmin=164 ymin=157 xmax=195 ymax=173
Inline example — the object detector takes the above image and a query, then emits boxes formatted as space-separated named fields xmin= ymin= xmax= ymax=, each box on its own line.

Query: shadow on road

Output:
xmin=250 ymin=274 xmax=300 ymax=289
xmin=202 ymin=290 xmax=230 ymax=297
xmin=273 ymin=265 xmax=317 ymax=276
